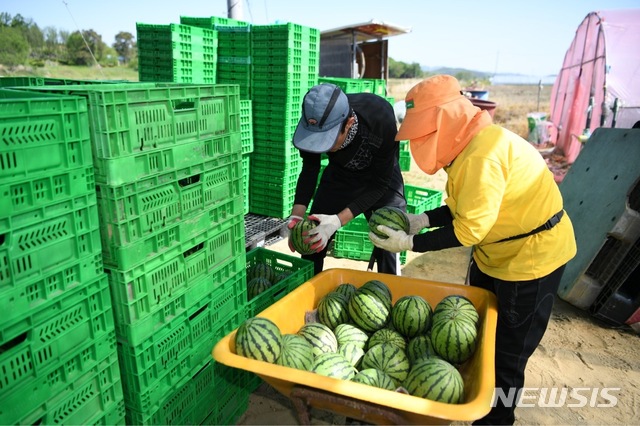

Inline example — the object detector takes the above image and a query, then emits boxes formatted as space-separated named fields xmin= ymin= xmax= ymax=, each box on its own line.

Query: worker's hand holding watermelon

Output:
xmin=305 ymin=214 xmax=342 ymax=252
xmin=281 ymin=215 xmax=303 ymax=252
xmin=406 ymin=212 xmax=431 ymax=234
xmin=369 ymin=226 xmax=414 ymax=253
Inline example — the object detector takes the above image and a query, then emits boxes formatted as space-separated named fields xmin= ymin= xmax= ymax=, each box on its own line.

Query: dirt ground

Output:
xmin=235 ymin=160 xmax=639 ymax=425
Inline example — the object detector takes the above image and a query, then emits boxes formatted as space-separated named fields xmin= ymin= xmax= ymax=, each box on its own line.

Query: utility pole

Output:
xmin=227 ymin=0 xmax=244 ymax=20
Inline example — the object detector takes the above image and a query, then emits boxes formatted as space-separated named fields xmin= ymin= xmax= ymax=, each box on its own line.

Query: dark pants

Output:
xmin=470 ymin=261 xmax=566 ymax=425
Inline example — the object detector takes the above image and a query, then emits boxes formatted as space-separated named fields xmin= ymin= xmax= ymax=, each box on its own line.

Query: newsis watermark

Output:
xmin=492 ymin=387 xmax=621 ymax=408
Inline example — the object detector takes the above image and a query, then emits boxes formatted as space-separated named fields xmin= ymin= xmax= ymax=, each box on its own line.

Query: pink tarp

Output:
xmin=549 ymin=9 xmax=640 ymax=165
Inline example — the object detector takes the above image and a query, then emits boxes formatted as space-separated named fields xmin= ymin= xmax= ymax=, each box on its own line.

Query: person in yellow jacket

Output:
xmin=369 ymin=75 xmax=577 ymax=425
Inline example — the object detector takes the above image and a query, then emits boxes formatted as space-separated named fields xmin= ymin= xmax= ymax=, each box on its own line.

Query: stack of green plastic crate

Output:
xmin=249 ymin=23 xmax=320 ymax=218
xmin=318 ymin=76 xmax=387 ymax=97
xmin=180 ymin=16 xmax=252 ymax=99
xmin=137 ymin=23 xmax=218 ymax=84
xmin=18 ymin=81 xmax=249 ymax=425
xmin=0 ymin=87 xmax=125 ymax=425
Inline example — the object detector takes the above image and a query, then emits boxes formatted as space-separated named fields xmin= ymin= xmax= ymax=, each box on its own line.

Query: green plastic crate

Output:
xmin=405 ymin=184 xmax=444 ymax=214
xmin=13 ymin=351 xmax=123 ymax=426
xmin=245 ymin=247 xmax=314 ymax=317
xmin=0 ymin=275 xmax=117 ymax=424
xmin=108 ymin=216 xmax=245 ymax=330
xmin=0 ymin=88 xmax=94 ymax=182
xmin=243 ymin=155 xmax=250 ymax=215
xmin=179 ymin=15 xmax=250 ymax=29
xmin=119 ymin=287 xmax=247 ymax=413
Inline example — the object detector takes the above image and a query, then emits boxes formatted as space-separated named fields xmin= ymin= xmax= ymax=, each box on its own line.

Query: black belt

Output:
xmin=495 ymin=210 xmax=564 ymax=243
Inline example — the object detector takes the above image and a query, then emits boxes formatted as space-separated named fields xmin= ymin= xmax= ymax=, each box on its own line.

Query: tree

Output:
xmin=0 ymin=26 xmax=29 ymax=66
xmin=65 ymin=29 xmax=105 ymax=65
xmin=113 ymin=31 xmax=135 ymax=63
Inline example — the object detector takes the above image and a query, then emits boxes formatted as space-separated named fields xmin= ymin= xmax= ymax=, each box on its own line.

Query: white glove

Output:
xmin=306 ymin=214 xmax=341 ymax=252
xmin=280 ymin=215 xmax=303 ymax=252
xmin=406 ymin=212 xmax=430 ymax=234
xmin=369 ymin=225 xmax=414 ymax=253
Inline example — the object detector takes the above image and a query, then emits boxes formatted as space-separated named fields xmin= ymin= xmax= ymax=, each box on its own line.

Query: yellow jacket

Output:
xmin=444 ymin=125 xmax=577 ymax=281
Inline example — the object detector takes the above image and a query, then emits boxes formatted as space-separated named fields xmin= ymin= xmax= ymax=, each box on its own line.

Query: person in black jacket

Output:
xmin=282 ymin=83 xmax=407 ymax=275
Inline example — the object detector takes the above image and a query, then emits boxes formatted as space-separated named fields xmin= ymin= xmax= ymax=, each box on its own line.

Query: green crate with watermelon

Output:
xmin=245 ymin=247 xmax=314 ymax=317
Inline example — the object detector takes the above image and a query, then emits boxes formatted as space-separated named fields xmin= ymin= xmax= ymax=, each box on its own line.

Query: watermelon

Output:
xmin=235 ymin=317 xmax=282 ymax=363
xmin=407 ymin=334 xmax=438 ymax=365
xmin=317 ymin=292 xmax=350 ymax=330
xmin=368 ymin=328 xmax=407 ymax=351
xmin=334 ymin=283 xmax=357 ymax=301
xmin=360 ymin=280 xmax=393 ymax=310
xmin=334 ymin=323 xmax=369 ymax=350
xmin=276 ymin=334 xmax=315 ymax=371
xmin=312 ymin=353 xmax=357 ymax=380
xmin=352 ymin=368 xmax=397 ymax=391
xmin=247 ymin=262 xmax=275 ymax=283
xmin=430 ymin=315 xmax=478 ymax=365
xmin=247 ymin=277 xmax=272 ymax=300
xmin=290 ymin=218 xmax=318 ymax=255
xmin=339 ymin=342 xmax=365 ymax=368
xmin=273 ymin=271 xmax=291 ymax=284
xmin=297 ymin=322 xmax=338 ymax=357
xmin=392 ymin=295 xmax=432 ymax=338
xmin=348 ymin=288 xmax=390 ymax=332
xmin=368 ymin=206 xmax=410 ymax=239
xmin=403 ymin=358 xmax=464 ymax=404
xmin=433 ymin=295 xmax=479 ymax=326
xmin=361 ymin=342 xmax=410 ymax=387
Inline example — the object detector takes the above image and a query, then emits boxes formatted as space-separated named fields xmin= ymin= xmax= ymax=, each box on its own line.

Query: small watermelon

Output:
xmin=433 ymin=295 xmax=479 ymax=326
xmin=297 ymin=322 xmax=338 ymax=357
xmin=317 ymin=292 xmax=350 ymax=330
xmin=235 ymin=317 xmax=282 ymax=363
xmin=348 ymin=288 xmax=390 ymax=332
xmin=360 ymin=280 xmax=393 ymax=310
xmin=431 ymin=315 xmax=478 ymax=365
xmin=290 ymin=218 xmax=318 ymax=255
xmin=367 ymin=328 xmax=407 ymax=351
xmin=368 ymin=206 xmax=410 ymax=239
xmin=407 ymin=334 xmax=438 ymax=365
xmin=277 ymin=334 xmax=315 ymax=371
xmin=273 ymin=271 xmax=291 ymax=284
xmin=339 ymin=342 xmax=365 ymax=368
xmin=391 ymin=295 xmax=433 ymax=338
xmin=334 ymin=323 xmax=369 ymax=350
xmin=312 ymin=353 xmax=357 ymax=380
xmin=403 ymin=357 xmax=464 ymax=404
xmin=334 ymin=283 xmax=357 ymax=301
xmin=353 ymin=368 xmax=397 ymax=391
xmin=247 ymin=262 xmax=275 ymax=283
xmin=247 ymin=277 xmax=272 ymax=300
xmin=361 ymin=342 xmax=410 ymax=387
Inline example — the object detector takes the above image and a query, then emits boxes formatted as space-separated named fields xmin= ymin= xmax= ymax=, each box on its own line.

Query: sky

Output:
xmin=3 ymin=0 xmax=640 ymax=77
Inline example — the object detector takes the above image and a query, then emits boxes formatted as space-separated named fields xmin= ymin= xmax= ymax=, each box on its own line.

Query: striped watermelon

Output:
xmin=297 ymin=322 xmax=338 ymax=357
xmin=317 ymin=292 xmax=350 ymax=330
xmin=430 ymin=315 xmax=478 ymax=365
xmin=276 ymin=334 xmax=315 ymax=371
xmin=235 ymin=317 xmax=282 ymax=363
xmin=348 ymin=288 xmax=390 ymax=332
xmin=392 ymin=295 xmax=432 ymax=338
xmin=290 ymin=218 xmax=318 ymax=255
xmin=339 ymin=342 xmax=365 ymax=368
xmin=407 ymin=334 xmax=438 ymax=365
xmin=433 ymin=295 xmax=479 ymax=326
xmin=273 ymin=271 xmax=291 ymax=284
xmin=368 ymin=328 xmax=407 ymax=352
xmin=247 ymin=262 xmax=275 ymax=283
xmin=334 ymin=323 xmax=369 ymax=350
xmin=368 ymin=206 xmax=410 ymax=239
xmin=247 ymin=277 xmax=272 ymax=300
xmin=361 ymin=342 xmax=410 ymax=387
xmin=334 ymin=283 xmax=357 ymax=301
xmin=352 ymin=368 xmax=397 ymax=391
xmin=403 ymin=357 xmax=464 ymax=404
xmin=312 ymin=352 xmax=357 ymax=380
xmin=360 ymin=280 xmax=393 ymax=310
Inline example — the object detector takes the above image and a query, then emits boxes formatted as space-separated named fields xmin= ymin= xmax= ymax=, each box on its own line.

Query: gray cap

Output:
xmin=293 ymin=83 xmax=350 ymax=153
